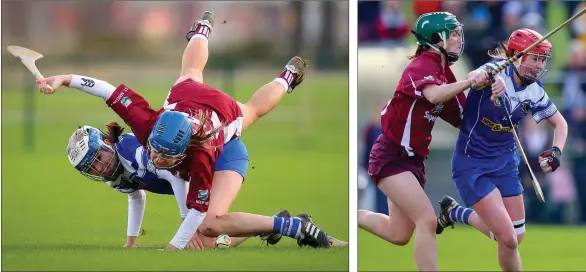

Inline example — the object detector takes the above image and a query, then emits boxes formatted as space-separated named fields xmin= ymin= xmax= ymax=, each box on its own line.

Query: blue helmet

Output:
xmin=66 ymin=125 xmax=122 ymax=181
xmin=148 ymin=111 xmax=193 ymax=163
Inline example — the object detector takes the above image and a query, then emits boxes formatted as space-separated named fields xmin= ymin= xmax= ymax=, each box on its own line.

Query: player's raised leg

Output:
xmin=175 ymin=11 xmax=215 ymax=85
xmin=472 ymin=189 xmax=522 ymax=271
xmin=360 ymin=171 xmax=438 ymax=271
xmin=238 ymin=56 xmax=309 ymax=132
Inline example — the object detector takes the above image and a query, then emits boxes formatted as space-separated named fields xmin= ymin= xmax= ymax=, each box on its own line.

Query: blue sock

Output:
xmin=449 ymin=205 xmax=473 ymax=225
xmin=272 ymin=217 xmax=302 ymax=239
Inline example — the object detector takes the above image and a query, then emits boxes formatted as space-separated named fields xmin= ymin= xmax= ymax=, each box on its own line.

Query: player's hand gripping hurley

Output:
xmin=6 ymin=45 xmax=54 ymax=93
xmin=484 ymin=7 xmax=585 ymax=203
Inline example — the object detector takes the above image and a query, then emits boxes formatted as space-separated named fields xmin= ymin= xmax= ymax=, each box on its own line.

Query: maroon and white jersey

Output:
xmin=380 ymin=52 xmax=466 ymax=158
xmin=106 ymin=78 xmax=243 ymax=212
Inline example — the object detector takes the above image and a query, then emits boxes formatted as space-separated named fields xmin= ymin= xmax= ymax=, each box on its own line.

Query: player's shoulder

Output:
xmin=118 ymin=133 xmax=137 ymax=142
xmin=406 ymin=54 xmax=440 ymax=72
xmin=401 ymin=59 xmax=439 ymax=82
xmin=115 ymin=133 xmax=142 ymax=158
xmin=526 ymin=80 xmax=547 ymax=101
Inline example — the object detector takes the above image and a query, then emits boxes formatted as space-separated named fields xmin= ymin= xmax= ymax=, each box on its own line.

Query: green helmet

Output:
xmin=413 ymin=12 xmax=464 ymax=62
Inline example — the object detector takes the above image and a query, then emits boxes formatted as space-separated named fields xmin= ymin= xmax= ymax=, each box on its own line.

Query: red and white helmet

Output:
xmin=507 ymin=28 xmax=552 ymax=85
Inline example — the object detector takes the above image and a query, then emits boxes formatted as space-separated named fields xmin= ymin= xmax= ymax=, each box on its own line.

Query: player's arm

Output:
xmin=125 ymin=190 xmax=147 ymax=248
xmin=538 ymin=111 xmax=568 ymax=173
xmin=545 ymin=112 xmax=568 ymax=152
xmin=422 ymin=78 xmax=476 ymax=104
xmin=439 ymin=93 xmax=466 ymax=129
xmin=532 ymin=92 xmax=567 ymax=173
xmin=168 ymin=155 xmax=212 ymax=251
xmin=37 ymin=74 xmax=158 ymax=142
xmin=38 ymin=74 xmax=116 ymax=99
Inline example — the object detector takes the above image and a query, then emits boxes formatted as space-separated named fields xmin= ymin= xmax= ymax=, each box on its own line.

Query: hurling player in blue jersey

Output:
xmin=66 ymin=122 xmax=255 ymax=249
xmin=434 ymin=28 xmax=568 ymax=271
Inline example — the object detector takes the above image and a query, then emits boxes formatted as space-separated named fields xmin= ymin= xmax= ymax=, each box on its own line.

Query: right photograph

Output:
xmin=357 ymin=1 xmax=586 ymax=271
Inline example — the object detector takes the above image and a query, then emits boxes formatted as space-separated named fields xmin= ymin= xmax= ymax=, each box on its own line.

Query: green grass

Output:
xmin=1 ymin=72 xmax=349 ymax=271
xmin=359 ymin=225 xmax=586 ymax=271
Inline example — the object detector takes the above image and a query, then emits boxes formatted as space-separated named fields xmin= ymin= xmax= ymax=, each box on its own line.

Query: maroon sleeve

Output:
xmin=185 ymin=149 xmax=215 ymax=212
xmin=440 ymin=93 xmax=466 ymax=128
xmin=106 ymin=84 xmax=159 ymax=144
xmin=397 ymin=60 xmax=443 ymax=98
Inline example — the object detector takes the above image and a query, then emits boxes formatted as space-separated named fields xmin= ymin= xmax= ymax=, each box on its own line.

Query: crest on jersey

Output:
xmin=198 ymin=189 xmax=209 ymax=200
xmin=121 ymin=97 xmax=132 ymax=108
xmin=424 ymin=75 xmax=434 ymax=81
xmin=493 ymin=97 xmax=503 ymax=108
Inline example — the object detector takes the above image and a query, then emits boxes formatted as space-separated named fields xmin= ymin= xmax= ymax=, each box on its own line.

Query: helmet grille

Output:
xmin=156 ymin=124 xmax=166 ymax=136
xmin=174 ymin=130 xmax=185 ymax=143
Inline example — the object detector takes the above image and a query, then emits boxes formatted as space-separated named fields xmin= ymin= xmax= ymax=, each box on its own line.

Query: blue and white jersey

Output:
xmin=455 ymin=59 xmax=558 ymax=158
xmin=106 ymin=134 xmax=175 ymax=195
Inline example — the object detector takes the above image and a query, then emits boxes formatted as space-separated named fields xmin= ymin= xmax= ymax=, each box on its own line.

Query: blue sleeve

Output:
xmin=531 ymin=83 xmax=558 ymax=123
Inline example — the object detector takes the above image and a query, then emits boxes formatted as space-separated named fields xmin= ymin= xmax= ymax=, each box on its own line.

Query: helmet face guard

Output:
xmin=518 ymin=51 xmax=551 ymax=85
xmin=67 ymin=126 xmax=123 ymax=182
xmin=146 ymin=140 xmax=187 ymax=170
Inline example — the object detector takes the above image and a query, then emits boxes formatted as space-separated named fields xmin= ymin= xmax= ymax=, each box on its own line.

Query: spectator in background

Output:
xmin=358 ymin=1 xmax=381 ymax=42
xmin=442 ymin=1 xmax=465 ymax=18
xmin=571 ymin=2 xmax=586 ymax=44
xmin=521 ymin=12 xmax=546 ymax=35
xmin=567 ymin=1 xmax=584 ymax=39
xmin=503 ymin=1 xmax=545 ymax=35
xmin=413 ymin=0 xmax=443 ymax=17
xmin=546 ymin=158 xmax=577 ymax=224
xmin=359 ymin=105 xmax=388 ymax=215
xmin=462 ymin=3 xmax=496 ymax=68
xmin=561 ymin=39 xmax=586 ymax=223
xmin=374 ymin=1 xmax=409 ymax=44
xmin=519 ymin=116 xmax=552 ymax=223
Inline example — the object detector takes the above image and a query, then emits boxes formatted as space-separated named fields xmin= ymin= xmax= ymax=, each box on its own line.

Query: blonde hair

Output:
xmin=488 ymin=42 xmax=509 ymax=59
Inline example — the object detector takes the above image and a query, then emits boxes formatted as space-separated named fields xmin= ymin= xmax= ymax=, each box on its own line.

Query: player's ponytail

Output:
xmin=488 ymin=41 xmax=509 ymax=59
xmin=104 ymin=121 xmax=125 ymax=144
xmin=189 ymin=110 xmax=225 ymax=148
xmin=407 ymin=45 xmax=430 ymax=60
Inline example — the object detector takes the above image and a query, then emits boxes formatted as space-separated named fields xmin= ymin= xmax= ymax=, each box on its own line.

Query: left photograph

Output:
xmin=2 ymin=1 xmax=349 ymax=271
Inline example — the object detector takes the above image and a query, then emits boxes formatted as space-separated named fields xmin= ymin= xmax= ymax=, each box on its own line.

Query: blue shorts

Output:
xmin=452 ymin=150 xmax=523 ymax=207
xmin=215 ymin=138 xmax=249 ymax=180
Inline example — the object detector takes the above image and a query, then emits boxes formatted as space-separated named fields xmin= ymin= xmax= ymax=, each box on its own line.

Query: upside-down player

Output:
xmin=37 ymin=11 xmax=331 ymax=250
xmin=435 ymin=28 xmax=568 ymax=271
xmin=357 ymin=12 xmax=490 ymax=270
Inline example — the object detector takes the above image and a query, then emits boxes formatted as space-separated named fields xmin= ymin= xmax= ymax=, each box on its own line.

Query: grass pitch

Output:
xmin=359 ymin=225 xmax=586 ymax=271
xmin=1 ymin=72 xmax=349 ymax=271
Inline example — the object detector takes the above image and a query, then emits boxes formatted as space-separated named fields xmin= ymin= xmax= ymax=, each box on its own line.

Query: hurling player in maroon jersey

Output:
xmin=357 ymin=12 xmax=494 ymax=270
